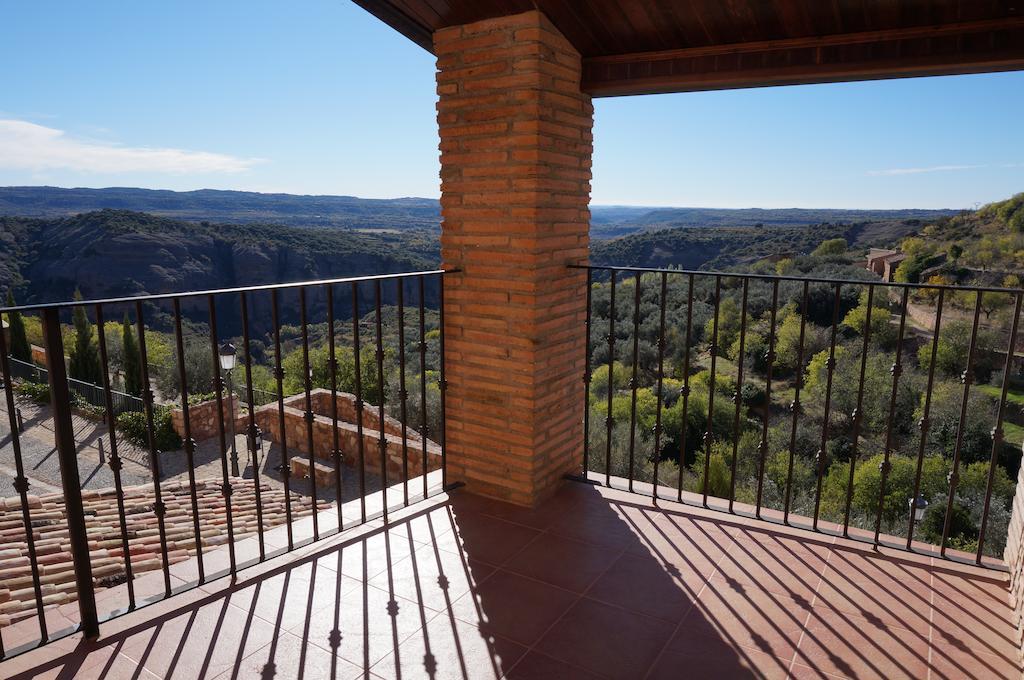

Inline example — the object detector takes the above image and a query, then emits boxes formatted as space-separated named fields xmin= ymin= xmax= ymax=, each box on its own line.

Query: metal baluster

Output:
xmin=172 ymin=299 xmax=205 ymax=581
xmin=605 ymin=270 xmax=617 ymax=486
xmin=326 ymin=284 xmax=344 ymax=526
xmin=627 ymin=272 xmax=643 ymax=491
xmin=728 ymin=278 xmax=749 ymax=512
xmin=652 ymin=272 xmax=668 ymax=503
xmin=702 ymin=275 xmax=722 ymax=506
xmin=206 ymin=295 xmax=237 ymax=574
xmin=942 ymin=288 xmax=983 ymax=557
xmin=842 ymin=284 xmax=874 ymax=535
xmin=397 ymin=281 xmax=410 ymax=506
xmin=755 ymin=280 xmax=779 ymax=519
xmin=351 ymin=282 xmax=367 ymax=523
xmin=907 ymin=289 xmax=947 ymax=548
xmin=299 ymin=287 xmax=320 ymax=541
xmin=677 ymin=273 xmax=694 ymax=503
xmin=582 ymin=268 xmax=593 ymax=478
xmin=418 ymin=276 xmax=429 ymax=500
xmin=438 ymin=272 xmax=449 ymax=491
xmin=0 ymin=322 xmax=50 ymax=642
xmin=783 ymin=281 xmax=810 ymax=523
xmin=374 ymin=280 xmax=389 ymax=521
xmin=134 ymin=301 xmax=172 ymax=596
xmin=94 ymin=304 xmax=136 ymax=607
xmin=270 ymin=290 xmax=295 ymax=549
xmin=977 ymin=292 xmax=1023 ymax=561
xmin=812 ymin=284 xmax=842 ymax=530
xmin=874 ymin=288 xmax=911 ymax=544
xmin=239 ymin=292 xmax=266 ymax=559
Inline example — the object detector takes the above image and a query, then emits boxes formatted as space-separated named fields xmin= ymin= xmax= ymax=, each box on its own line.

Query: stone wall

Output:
xmin=170 ymin=395 xmax=239 ymax=441
xmin=1005 ymin=441 xmax=1024 ymax=667
xmin=253 ymin=389 xmax=442 ymax=482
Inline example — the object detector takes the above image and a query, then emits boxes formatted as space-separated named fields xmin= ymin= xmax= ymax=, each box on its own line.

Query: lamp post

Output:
xmin=219 ymin=342 xmax=240 ymax=477
xmin=909 ymin=494 xmax=929 ymax=523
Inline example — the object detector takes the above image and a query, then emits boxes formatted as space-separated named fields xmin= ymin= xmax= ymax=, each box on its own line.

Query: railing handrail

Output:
xmin=0 ymin=268 xmax=458 ymax=314
xmin=571 ymin=263 xmax=1024 ymax=295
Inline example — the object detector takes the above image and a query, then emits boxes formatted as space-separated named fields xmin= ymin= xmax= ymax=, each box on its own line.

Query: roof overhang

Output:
xmin=353 ymin=1 xmax=1024 ymax=96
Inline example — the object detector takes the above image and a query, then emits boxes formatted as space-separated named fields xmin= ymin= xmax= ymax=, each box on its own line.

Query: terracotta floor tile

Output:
xmin=229 ymin=557 xmax=362 ymax=636
xmin=332 ymin=529 xmax=415 ymax=581
xmin=535 ymin=598 xmax=674 ymax=679
xmin=116 ymin=593 xmax=279 ymax=680
xmin=211 ymin=631 xmax=363 ymax=680
xmin=794 ymin=608 xmax=929 ymax=680
xmin=646 ymin=632 xmax=791 ymax=680
xmin=622 ymin=511 xmax=730 ymax=577
xmin=586 ymin=552 xmax=701 ymax=622
xmin=813 ymin=567 xmax=931 ymax=630
xmin=503 ymin=532 xmax=620 ymax=593
xmin=681 ymin=579 xmax=810 ymax=660
xmin=713 ymin=543 xmax=825 ymax=602
xmin=368 ymin=541 xmax=494 ymax=614
xmin=370 ymin=614 xmax=526 ymax=680
xmin=449 ymin=569 xmax=577 ymax=645
xmin=928 ymin=645 xmax=1021 ymax=680
xmin=432 ymin=512 xmax=542 ymax=566
xmin=545 ymin=502 xmax=646 ymax=551
xmin=292 ymin=582 xmax=434 ymax=670
xmin=502 ymin=650 xmax=606 ymax=680
xmin=930 ymin=603 xmax=1018 ymax=662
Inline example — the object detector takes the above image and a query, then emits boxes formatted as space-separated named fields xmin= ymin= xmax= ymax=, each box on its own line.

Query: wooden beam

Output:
xmin=587 ymin=17 xmax=1024 ymax=65
xmin=583 ymin=19 xmax=1024 ymax=97
xmin=351 ymin=0 xmax=434 ymax=52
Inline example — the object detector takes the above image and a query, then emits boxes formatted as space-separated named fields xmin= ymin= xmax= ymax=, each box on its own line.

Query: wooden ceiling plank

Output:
xmin=584 ymin=15 xmax=1024 ymax=66
xmin=582 ymin=26 xmax=1024 ymax=96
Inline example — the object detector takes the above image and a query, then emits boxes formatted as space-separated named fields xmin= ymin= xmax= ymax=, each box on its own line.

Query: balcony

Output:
xmin=4 ymin=5 xmax=1024 ymax=678
xmin=0 ymin=481 xmax=1017 ymax=679
xmin=0 ymin=263 xmax=1021 ymax=680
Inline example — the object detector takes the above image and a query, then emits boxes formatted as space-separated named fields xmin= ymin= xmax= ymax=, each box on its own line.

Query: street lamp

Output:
xmin=219 ymin=342 xmax=240 ymax=477
xmin=909 ymin=494 xmax=929 ymax=523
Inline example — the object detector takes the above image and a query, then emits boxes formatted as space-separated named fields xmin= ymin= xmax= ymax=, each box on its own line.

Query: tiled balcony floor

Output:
xmin=0 ymin=482 xmax=1018 ymax=680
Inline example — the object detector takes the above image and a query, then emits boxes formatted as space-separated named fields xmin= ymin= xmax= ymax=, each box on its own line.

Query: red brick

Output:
xmin=435 ymin=10 xmax=591 ymax=508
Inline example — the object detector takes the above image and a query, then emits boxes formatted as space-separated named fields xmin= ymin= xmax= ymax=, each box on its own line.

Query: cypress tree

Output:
xmin=121 ymin=313 xmax=141 ymax=396
xmin=5 ymin=291 xmax=31 ymax=363
xmin=68 ymin=290 xmax=102 ymax=385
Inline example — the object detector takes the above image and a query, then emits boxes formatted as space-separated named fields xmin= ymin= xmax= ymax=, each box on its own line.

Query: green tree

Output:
xmin=811 ymin=238 xmax=847 ymax=257
xmin=282 ymin=344 xmax=385 ymax=404
xmin=919 ymin=320 xmax=998 ymax=381
xmin=705 ymin=297 xmax=741 ymax=359
xmin=121 ymin=314 xmax=142 ymax=397
xmin=841 ymin=290 xmax=896 ymax=348
xmin=68 ymin=291 xmax=102 ymax=385
xmin=4 ymin=291 xmax=31 ymax=363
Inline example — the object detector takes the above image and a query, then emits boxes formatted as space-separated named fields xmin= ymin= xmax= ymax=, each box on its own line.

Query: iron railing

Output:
xmin=573 ymin=264 xmax=1023 ymax=569
xmin=5 ymin=355 xmax=145 ymax=415
xmin=0 ymin=270 xmax=451 ymax=660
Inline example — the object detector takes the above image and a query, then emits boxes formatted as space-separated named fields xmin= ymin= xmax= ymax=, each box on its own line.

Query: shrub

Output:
xmin=116 ymin=406 xmax=182 ymax=451
xmin=919 ymin=500 xmax=975 ymax=547
xmin=14 ymin=381 xmax=50 ymax=404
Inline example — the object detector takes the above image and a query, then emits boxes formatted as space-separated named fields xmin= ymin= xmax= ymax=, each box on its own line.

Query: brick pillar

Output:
xmin=435 ymin=10 xmax=593 ymax=507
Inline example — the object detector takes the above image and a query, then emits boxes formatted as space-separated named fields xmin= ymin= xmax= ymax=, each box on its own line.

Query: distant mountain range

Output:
xmin=0 ymin=186 xmax=960 ymax=238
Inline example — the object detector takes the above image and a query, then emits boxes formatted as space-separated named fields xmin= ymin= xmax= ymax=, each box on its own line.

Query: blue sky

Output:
xmin=2 ymin=0 xmax=1022 ymax=209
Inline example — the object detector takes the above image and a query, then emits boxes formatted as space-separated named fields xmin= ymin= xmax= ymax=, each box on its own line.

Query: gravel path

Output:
xmin=0 ymin=401 xmax=151 ymax=494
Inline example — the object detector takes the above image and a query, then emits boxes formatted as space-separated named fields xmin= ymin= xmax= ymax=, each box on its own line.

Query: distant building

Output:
xmin=866 ymin=248 xmax=907 ymax=282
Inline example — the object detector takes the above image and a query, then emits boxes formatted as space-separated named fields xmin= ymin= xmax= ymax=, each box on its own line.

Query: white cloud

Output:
xmin=0 ymin=119 xmax=262 ymax=174
xmin=866 ymin=164 xmax=983 ymax=176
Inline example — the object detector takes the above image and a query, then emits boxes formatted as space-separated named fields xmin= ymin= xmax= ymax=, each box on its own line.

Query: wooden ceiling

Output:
xmin=353 ymin=0 xmax=1024 ymax=95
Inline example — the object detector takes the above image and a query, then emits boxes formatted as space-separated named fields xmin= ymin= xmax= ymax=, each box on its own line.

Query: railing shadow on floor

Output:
xmin=1 ymin=481 xmax=1016 ymax=679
